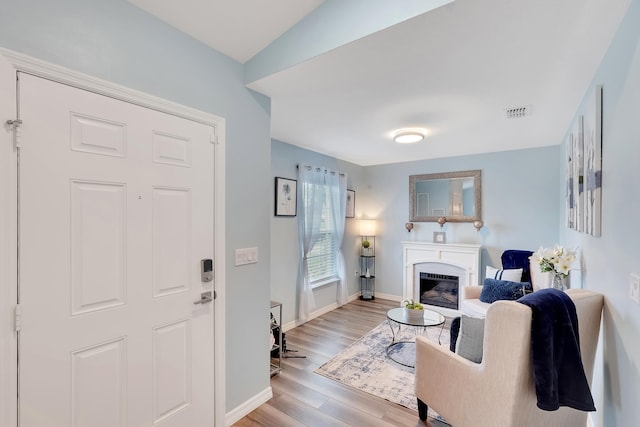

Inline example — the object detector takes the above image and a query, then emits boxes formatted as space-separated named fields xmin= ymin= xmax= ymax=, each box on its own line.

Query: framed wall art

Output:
xmin=433 ymin=231 xmax=446 ymax=244
xmin=274 ymin=177 xmax=297 ymax=216
xmin=346 ymin=189 xmax=355 ymax=218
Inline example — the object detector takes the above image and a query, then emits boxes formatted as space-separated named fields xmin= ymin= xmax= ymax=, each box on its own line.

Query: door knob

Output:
xmin=193 ymin=291 xmax=213 ymax=305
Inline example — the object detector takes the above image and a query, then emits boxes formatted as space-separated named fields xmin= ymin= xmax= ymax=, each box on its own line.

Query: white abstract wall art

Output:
xmin=566 ymin=131 xmax=575 ymax=230
xmin=583 ymin=86 xmax=603 ymax=237
xmin=573 ymin=115 xmax=584 ymax=232
xmin=565 ymin=85 xmax=603 ymax=236
xmin=565 ymin=115 xmax=584 ymax=231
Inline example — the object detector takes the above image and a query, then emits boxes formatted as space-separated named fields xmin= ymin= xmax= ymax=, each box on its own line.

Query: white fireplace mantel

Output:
xmin=402 ymin=242 xmax=481 ymax=316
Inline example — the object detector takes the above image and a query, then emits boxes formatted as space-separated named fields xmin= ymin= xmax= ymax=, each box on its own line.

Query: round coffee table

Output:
xmin=386 ymin=307 xmax=445 ymax=368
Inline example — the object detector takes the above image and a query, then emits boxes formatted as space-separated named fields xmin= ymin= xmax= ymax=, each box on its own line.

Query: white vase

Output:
xmin=405 ymin=308 xmax=424 ymax=321
xmin=365 ymin=268 xmax=371 ymax=278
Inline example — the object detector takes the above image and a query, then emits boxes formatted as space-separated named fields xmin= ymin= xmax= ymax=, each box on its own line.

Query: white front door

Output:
xmin=18 ymin=73 xmax=215 ymax=427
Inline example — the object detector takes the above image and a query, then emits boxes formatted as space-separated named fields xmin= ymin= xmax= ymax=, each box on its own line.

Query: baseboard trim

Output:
xmin=225 ymin=386 xmax=273 ymax=427
xmin=281 ymin=293 xmax=361 ymax=332
xmin=374 ymin=292 xmax=403 ymax=302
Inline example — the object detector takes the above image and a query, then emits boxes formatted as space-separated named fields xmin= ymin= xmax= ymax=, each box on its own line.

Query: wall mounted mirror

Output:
xmin=409 ymin=170 xmax=482 ymax=223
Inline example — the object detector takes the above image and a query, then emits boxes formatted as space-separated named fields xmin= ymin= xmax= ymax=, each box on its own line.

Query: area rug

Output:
xmin=314 ymin=319 xmax=450 ymax=417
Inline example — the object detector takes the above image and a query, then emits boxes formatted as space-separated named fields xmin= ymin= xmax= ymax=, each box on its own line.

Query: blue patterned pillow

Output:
xmin=479 ymin=278 xmax=532 ymax=303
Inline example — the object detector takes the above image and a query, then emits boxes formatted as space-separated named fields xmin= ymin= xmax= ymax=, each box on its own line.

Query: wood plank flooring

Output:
xmin=232 ymin=298 xmax=449 ymax=427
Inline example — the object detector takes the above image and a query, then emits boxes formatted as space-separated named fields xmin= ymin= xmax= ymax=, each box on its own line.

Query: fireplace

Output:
xmin=420 ymin=272 xmax=459 ymax=310
xmin=403 ymin=242 xmax=481 ymax=316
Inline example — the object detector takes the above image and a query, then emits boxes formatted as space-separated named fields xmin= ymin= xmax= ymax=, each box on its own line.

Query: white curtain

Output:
xmin=328 ymin=171 xmax=348 ymax=306
xmin=296 ymin=165 xmax=348 ymax=322
xmin=296 ymin=165 xmax=323 ymax=322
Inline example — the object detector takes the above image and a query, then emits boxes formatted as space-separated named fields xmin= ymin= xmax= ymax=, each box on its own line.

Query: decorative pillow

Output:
xmin=486 ymin=265 xmax=523 ymax=282
xmin=455 ymin=315 xmax=485 ymax=363
xmin=479 ymin=278 xmax=533 ymax=304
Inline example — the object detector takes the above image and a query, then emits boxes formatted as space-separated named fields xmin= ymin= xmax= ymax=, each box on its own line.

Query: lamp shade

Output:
xmin=359 ymin=219 xmax=376 ymax=236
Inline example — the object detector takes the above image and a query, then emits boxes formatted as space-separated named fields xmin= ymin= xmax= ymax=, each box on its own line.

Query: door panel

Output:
xmin=18 ymin=73 xmax=215 ymax=427
xmin=71 ymin=338 xmax=127 ymax=427
xmin=152 ymin=131 xmax=191 ymax=167
xmin=70 ymin=112 xmax=127 ymax=157
xmin=152 ymin=187 xmax=191 ymax=297
xmin=153 ymin=319 xmax=192 ymax=423
xmin=70 ymin=180 xmax=126 ymax=315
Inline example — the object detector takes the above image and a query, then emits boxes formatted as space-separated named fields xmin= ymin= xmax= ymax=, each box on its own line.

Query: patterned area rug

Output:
xmin=315 ymin=319 xmax=450 ymax=418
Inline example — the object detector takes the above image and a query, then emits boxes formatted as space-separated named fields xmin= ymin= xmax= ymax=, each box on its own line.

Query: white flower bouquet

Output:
xmin=530 ymin=244 xmax=576 ymax=278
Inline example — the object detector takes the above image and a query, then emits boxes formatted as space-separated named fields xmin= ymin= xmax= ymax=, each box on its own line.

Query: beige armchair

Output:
xmin=415 ymin=289 xmax=604 ymax=427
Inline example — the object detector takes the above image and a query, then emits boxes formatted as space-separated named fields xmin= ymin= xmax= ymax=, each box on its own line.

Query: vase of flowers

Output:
xmin=530 ymin=244 xmax=576 ymax=291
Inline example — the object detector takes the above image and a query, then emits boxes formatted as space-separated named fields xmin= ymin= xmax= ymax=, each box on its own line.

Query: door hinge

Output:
xmin=6 ymin=118 xmax=22 ymax=148
xmin=214 ymin=290 xmax=217 ymax=300
xmin=14 ymin=304 xmax=22 ymax=333
xmin=210 ymin=134 xmax=218 ymax=145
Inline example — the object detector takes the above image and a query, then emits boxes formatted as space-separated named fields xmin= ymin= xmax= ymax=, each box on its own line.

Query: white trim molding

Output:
xmin=225 ymin=386 xmax=273 ymax=427
xmin=0 ymin=48 xmax=222 ymax=128
xmin=0 ymin=49 xmax=18 ymax=427
xmin=0 ymin=48 xmax=227 ymax=427
xmin=374 ymin=291 xmax=403 ymax=302
xmin=282 ymin=292 xmax=361 ymax=332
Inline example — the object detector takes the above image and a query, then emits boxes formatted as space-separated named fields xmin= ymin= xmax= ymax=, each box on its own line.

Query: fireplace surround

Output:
xmin=403 ymin=242 xmax=481 ymax=316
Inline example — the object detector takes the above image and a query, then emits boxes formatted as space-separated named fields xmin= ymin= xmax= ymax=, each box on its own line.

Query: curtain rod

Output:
xmin=296 ymin=164 xmax=346 ymax=177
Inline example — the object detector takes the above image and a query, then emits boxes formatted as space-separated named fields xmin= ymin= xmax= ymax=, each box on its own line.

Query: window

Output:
xmin=304 ymin=182 xmax=338 ymax=287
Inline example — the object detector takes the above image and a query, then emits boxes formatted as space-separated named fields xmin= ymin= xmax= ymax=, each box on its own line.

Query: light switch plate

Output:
xmin=235 ymin=247 xmax=258 ymax=266
xmin=630 ymin=273 xmax=640 ymax=304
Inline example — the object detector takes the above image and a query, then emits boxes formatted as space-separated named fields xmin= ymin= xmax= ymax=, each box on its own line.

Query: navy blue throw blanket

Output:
xmin=518 ymin=289 xmax=596 ymax=411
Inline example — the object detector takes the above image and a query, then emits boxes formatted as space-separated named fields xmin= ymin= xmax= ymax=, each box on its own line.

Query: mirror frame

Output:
xmin=409 ymin=169 xmax=482 ymax=223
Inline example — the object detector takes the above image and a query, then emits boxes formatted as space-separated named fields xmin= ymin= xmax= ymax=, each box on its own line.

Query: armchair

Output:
xmin=415 ymin=289 xmax=604 ymax=427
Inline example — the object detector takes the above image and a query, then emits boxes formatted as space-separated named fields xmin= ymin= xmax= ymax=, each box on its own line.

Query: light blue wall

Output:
xmin=0 ymin=0 xmax=271 ymax=413
xmin=365 ymin=147 xmax=561 ymax=297
xmin=271 ymin=140 xmax=365 ymax=325
xmin=560 ymin=1 xmax=640 ymax=425
xmin=273 ymin=142 xmax=560 ymax=315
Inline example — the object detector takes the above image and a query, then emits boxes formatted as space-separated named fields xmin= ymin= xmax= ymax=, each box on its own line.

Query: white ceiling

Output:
xmin=127 ymin=0 xmax=630 ymax=166
xmin=127 ymin=0 xmax=325 ymax=63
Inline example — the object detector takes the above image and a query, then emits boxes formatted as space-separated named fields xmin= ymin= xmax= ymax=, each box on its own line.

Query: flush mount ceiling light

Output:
xmin=392 ymin=128 xmax=426 ymax=144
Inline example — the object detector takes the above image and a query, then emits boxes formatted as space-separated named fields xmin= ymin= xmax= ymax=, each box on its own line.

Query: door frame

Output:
xmin=0 ymin=48 xmax=226 ymax=427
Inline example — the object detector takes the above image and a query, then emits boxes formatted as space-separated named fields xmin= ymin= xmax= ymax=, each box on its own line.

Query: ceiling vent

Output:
xmin=505 ymin=105 xmax=532 ymax=119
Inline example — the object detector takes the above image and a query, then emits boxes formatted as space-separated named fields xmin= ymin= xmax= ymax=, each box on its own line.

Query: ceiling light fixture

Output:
xmin=392 ymin=128 xmax=426 ymax=144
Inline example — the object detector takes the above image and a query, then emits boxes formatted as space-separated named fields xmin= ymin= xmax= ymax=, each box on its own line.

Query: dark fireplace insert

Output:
xmin=419 ymin=272 xmax=459 ymax=310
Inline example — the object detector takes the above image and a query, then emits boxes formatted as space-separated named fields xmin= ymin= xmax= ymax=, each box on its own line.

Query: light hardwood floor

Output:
xmin=232 ymin=298 xmax=449 ymax=427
